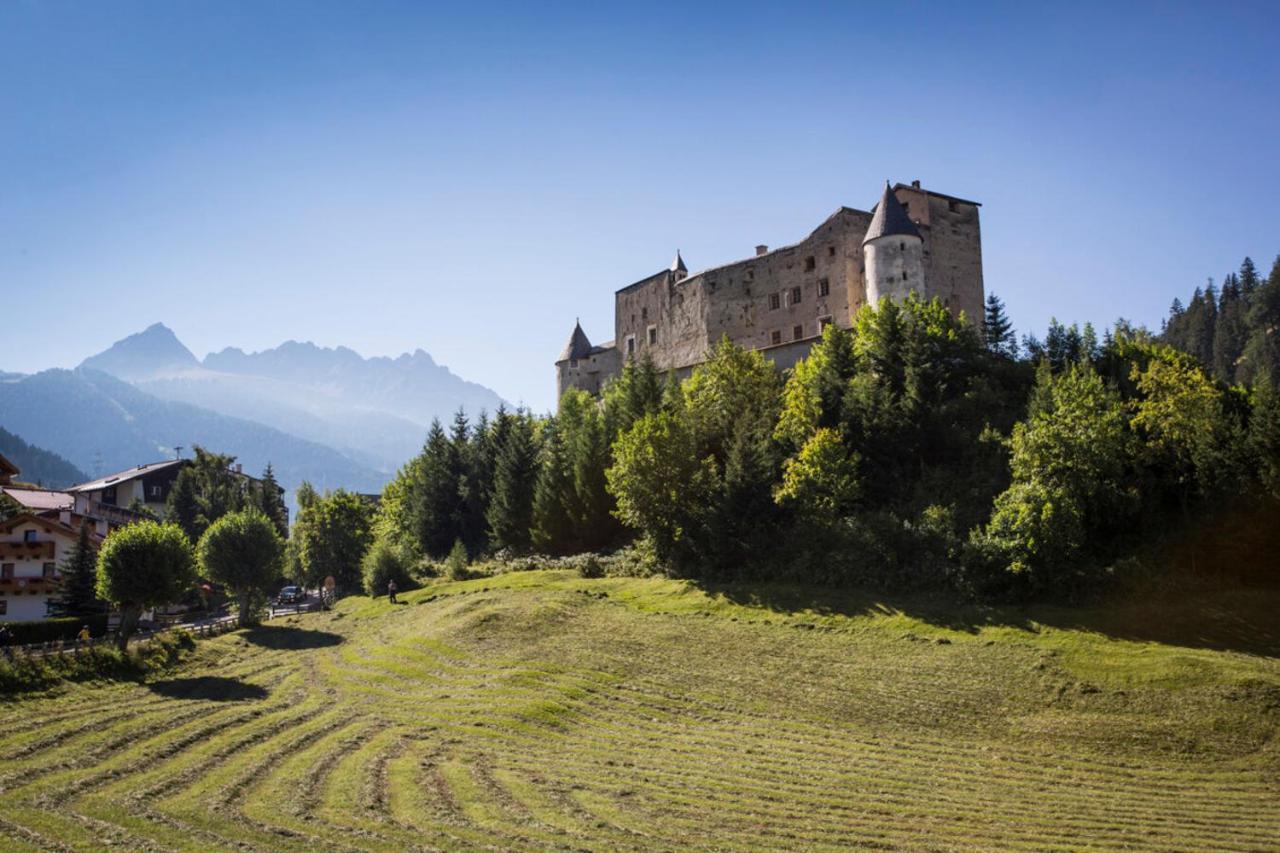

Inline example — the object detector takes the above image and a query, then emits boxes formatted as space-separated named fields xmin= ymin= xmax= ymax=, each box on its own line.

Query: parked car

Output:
xmin=276 ymin=585 xmax=305 ymax=605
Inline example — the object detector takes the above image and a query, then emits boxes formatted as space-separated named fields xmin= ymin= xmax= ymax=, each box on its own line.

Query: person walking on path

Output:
xmin=77 ymin=624 xmax=91 ymax=643
xmin=387 ymin=579 xmax=398 ymax=604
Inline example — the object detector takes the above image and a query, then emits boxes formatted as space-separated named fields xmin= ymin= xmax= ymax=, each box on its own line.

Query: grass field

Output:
xmin=2 ymin=569 xmax=1278 ymax=850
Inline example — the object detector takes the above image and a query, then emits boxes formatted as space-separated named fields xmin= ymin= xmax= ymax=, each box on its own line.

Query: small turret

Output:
xmin=671 ymin=250 xmax=688 ymax=281
xmin=862 ymin=182 xmax=924 ymax=307
xmin=558 ymin=320 xmax=593 ymax=363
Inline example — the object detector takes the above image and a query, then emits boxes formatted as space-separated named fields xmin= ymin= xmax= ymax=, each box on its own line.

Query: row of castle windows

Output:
xmin=768 ymin=316 xmax=833 ymax=346
xmin=768 ymin=279 xmax=830 ymax=311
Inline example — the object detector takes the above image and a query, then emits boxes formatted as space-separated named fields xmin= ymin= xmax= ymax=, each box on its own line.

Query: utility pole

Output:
xmin=174 ymin=446 xmax=184 ymax=460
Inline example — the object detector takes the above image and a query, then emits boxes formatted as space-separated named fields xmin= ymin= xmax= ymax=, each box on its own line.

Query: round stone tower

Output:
xmin=862 ymin=182 xmax=924 ymax=307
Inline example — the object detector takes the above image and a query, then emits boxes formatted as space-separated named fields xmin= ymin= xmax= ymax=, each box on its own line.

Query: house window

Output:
xmin=626 ymin=335 xmax=636 ymax=356
xmin=790 ymin=286 xmax=802 ymax=305
xmin=102 ymin=486 xmax=116 ymax=505
xmin=1 ymin=564 xmax=13 ymax=580
xmin=24 ymin=530 xmax=36 ymax=543
xmin=647 ymin=325 xmax=658 ymax=346
xmin=818 ymin=278 xmax=830 ymax=297
xmin=793 ymin=325 xmax=804 ymax=341
xmin=804 ymin=256 xmax=815 ymax=272
xmin=819 ymin=316 xmax=834 ymax=330
xmin=769 ymin=293 xmax=781 ymax=310
xmin=42 ymin=563 xmax=56 ymax=578
xmin=150 ymin=485 xmax=162 ymax=498
xmin=0 ymin=600 xmax=6 ymax=615
xmin=770 ymin=330 xmax=782 ymax=345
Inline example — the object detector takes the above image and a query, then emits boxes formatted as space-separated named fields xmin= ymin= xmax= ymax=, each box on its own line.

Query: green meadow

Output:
xmin=2 ymin=570 xmax=1278 ymax=850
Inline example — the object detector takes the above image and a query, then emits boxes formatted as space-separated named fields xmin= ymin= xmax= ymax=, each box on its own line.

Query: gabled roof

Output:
xmin=68 ymin=459 xmax=187 ymax=493
xmin=863 ymin=182 xmax=921 ymax=245
xmin=558 ymin=321 xmax=594 ymax=362
xmin=0 ymin=452 xmax=18 ymax=477
xmin=2 ymin=487 xmax=74 ymax=512
xmin=0 ymin=512 xmax=84 ymax=540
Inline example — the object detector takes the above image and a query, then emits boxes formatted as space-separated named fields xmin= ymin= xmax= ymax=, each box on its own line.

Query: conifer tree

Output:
xmin=256 ymin=463 xmax=289 ymax=538
xmin=486 ymin=411 xmax=539 ymax=552
xmin=531 ymin=416 xmax=575 ymax=553
xmin=1251 ymin=372 xmax=1280 ymax=497
xmin=983 ymin=293 xmax=1016 ymax=357
xmin=48 ymin=521 xmax=101 ymax=619
xmin=165 ymin=467 xmax=200 ymax=542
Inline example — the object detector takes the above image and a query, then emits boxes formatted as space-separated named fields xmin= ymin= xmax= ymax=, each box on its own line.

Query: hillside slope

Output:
xmin=2 ymin=571 xmax=1277 ymax=849
xmin=0 ymin=425 xmax=87 ymax=487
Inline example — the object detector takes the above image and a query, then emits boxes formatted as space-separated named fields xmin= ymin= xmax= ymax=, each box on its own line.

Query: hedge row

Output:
xmin=0 ymin=614 xmax=109 ymax=646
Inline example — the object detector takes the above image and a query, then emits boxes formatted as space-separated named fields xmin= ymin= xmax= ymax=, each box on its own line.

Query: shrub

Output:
xmin=362 ymin=539 xmax=416 ymax=596
xmin=578 ymin=555 xmax=604 ymax=579
xmin=0 ymin=615 xmax=109 ymax=646
xmin=445 ymin=539 xmax=472 ymax=581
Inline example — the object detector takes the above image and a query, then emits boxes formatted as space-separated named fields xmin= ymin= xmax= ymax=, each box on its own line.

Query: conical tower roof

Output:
xmin=559 ymin=320 xmax=593 ymax=362
xmin=671 ymin=250 xmax=687 ymax=274
xmin=862 ymin=182 xmax=921 ymax=245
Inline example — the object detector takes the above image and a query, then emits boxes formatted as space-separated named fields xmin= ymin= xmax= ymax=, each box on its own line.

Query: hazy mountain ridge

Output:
xmin=0 ymin=368 xmax=386 ymax=496
xmin=79 ymin=322 xmax=200 ymax=381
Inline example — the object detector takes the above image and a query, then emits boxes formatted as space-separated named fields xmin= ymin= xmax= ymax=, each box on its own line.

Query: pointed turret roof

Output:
xmin=671 ymin=250 xmax=687 ymax=274
xmin=559 ymin=320 xmax=593 ymax=362
xmin=862 ymin=181 xmax=920 ymax=245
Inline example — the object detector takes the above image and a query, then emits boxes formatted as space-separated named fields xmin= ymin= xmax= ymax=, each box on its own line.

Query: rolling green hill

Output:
xmin=2 ymin=570 xmax=1277 ymax=849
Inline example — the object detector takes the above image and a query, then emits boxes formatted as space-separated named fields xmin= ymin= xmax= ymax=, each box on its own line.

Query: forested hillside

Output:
xmin=354 ymin=285 xmax=1280 ymax=604
xmin=0 ymin=425 xmax=87 ymax=487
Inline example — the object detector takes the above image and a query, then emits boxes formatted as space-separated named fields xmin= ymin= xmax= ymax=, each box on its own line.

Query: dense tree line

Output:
xmin=1163 ymin=256 xmax=1280 ymax=385
xmin=354 ymin=270 xmax=1280 ymax=602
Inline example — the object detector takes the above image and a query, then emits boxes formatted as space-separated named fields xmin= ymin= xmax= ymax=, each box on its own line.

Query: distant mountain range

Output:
xmin=0 ymin=323 xmax=507 ymax=500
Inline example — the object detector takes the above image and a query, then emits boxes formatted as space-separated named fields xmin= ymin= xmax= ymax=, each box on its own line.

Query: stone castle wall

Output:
xmin=557 ymin=184 xmax=984 ymax=400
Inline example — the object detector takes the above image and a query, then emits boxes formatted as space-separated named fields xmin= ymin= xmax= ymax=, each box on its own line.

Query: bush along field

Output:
xmin=0 ymin=569 xmax=1277 ymax=850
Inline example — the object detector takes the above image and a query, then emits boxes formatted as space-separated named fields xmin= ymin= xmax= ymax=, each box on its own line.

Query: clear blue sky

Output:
xmin=3 ymin=1 xmax=1277 ymax=411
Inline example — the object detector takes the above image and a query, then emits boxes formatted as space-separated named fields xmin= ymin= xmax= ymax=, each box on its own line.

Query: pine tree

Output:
xmin=531 ymin=417 xmax=575 ymax=554
xmin=48 ymin=522 xmax=102 ymax=619
xmin=1251 ymin=372 xmax=1280 ymax=497
xmin=983 ymin=293 xmax=1016 ymax=357
xmin=256 ymin=463 xmax=289 ymax=538
xmin=1212 ymin=274 xmax=1247 ymax=383
xmin=486 ymin=412 xmax=539 ymax=552
xmin=166 ymin=467 xmax=200 ymax=542
xmin=409 ymin=420 xmax=463 ymax=558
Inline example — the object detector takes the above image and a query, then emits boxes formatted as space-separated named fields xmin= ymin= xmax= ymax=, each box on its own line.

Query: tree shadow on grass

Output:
xmin=146 ymin=676 xmax=268 ymax=702
xmin=701 ymin=581 xmax=1280 ymax=659
xmin=241 ymin=625 xmax=344 ymax=650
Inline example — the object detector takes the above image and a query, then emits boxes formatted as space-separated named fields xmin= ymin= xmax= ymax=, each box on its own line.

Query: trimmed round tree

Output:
xmin=197 ymin=509 xmax=284 ymax=627
xmin=96 ymin=521 xmax=197 ymax=650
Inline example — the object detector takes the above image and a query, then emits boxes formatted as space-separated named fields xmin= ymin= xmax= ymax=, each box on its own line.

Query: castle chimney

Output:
xmin=755 ymin=245 xmax=768 ymax=256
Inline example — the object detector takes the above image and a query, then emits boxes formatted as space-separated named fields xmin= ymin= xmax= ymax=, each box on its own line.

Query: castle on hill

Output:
xmin=556 ymin=180 xmax=984 ymax=399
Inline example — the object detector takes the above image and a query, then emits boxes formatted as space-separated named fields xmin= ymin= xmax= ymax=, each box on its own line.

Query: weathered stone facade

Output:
xmin=555 ymin=181 xmax=983 ymax=400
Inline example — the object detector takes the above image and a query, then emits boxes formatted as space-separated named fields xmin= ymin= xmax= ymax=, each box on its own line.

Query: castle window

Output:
xmin=804 ymin=256 xmax=815 ymax=272
xmin=818 ymin=278 xmax=830 ymax=297
xmin=771 ymin=330 xmax=782 ymax=345
xmin=647 ymin=325 xmax=657 ymax=346
xmin=793 ymin=325 xmax=803 ymax=341
xmin=769 ymin=293 xmax=781 ymax=310
xmin=899 ymin=242 xmax=905 ymax=251
xmin=819 ymin=315 xmax=833 ymax=330
xmin=641 ymin=307 xmax=648 ymax=321
xmin=828 ymin=246 xmax=836 ymax=257
xmin=626 ymin=335 xmax=636 ymax=356
xmin=948 ymin=200 xmax=958 ymax=212
xmin=902 ymin=271 xmax=908 ymax=281
xmin=790 ymin=286 xmax=802 ymax=305
xmin=569 ymin=359 xmax=578 ymax=369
